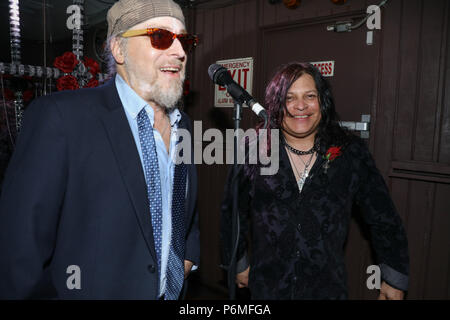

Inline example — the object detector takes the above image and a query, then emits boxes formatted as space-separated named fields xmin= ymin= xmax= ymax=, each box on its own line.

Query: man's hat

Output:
xmin=107 ymin=0 xmax=185 ymax=38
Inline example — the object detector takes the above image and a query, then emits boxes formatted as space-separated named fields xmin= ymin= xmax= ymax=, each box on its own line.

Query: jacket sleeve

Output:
xmin=184 ymin=206 xmax=200 ymax=266
xmin=352 ymin=139 xmax=409 ymax=291
xmin=0 ymin=95 xmax=67 ymax=299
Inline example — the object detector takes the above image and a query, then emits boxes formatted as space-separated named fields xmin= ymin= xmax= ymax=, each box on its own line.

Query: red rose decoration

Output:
xmin=54 ymin=53 xmax=101 ymax=90
xmin=84 ymin=78 xmax=99 ymax=88
xmin=322 ymin=146 xmax=342 ymax=174
xmin=56 ymin=75 xmax=80 ymax=91
xmin=325 ymin=146 xmax=342 ymax=161
xmin=54 ymin=52 xmax=79 ymax=73
xmin=83 ymin=57 xmax=100 ymax=75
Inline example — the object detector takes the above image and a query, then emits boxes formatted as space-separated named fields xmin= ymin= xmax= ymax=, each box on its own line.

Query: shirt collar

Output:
xmin=115 ymin=73 xmax=182 ymax=127
xmin=168 ymin=107 xmax=182 ymax=128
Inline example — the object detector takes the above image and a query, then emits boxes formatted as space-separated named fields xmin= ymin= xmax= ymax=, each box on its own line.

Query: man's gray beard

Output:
xmin=147 ymin=78 xmax=184 ymax=112
xmin=124 ymin=57 xmax=184 ymax=112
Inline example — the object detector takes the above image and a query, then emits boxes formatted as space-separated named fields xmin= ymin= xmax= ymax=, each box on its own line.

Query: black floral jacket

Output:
xmin=221 ymin=136 xmax=409 ymax=299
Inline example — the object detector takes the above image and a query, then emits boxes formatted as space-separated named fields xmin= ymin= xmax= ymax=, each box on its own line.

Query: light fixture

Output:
xmin=283 ymin=0 xmax=300 ymax=9
xmin=330 ymin=0 xmax=348 ymax=4
xmin=327 ymin=0 xmax=388 ymax=32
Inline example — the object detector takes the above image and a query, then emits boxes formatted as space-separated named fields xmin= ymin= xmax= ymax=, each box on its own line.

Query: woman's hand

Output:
xmin=184 ymin=260 xmax=194 ymax=279
xmin=378 ymin=281 xmax=404 ymax=300
xmin=236 ymin=266 xmax=250 ymax=288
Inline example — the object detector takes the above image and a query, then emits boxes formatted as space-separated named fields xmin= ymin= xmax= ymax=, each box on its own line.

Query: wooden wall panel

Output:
xmin=259 ymin=0 xmax=379 ymax=27
xmin=393 ymin=0 xmax=422 ymax=161
xmin=392 ymin=0 xmax=449 ymax=164
xmin=413 ymin=1 xmax=447 ymax=162
xmin=372 ymin=0 xmax=402 ymax=176
xmin=439 ymin=4 xmax=450 ymax=164
xmin=399 ymin=179 xmax=435 ymax=299
xmin=373 ymin=0 xmax=450 ymax=299
xmin=389 ymin=177 xmax=450 ymax=299
xmin=424 ymin=183 xmax=450 ymax=298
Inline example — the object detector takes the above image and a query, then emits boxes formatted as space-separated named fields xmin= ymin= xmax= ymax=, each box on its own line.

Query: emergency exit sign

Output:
xmin=214 ymin=57 xmax=254 ymax=107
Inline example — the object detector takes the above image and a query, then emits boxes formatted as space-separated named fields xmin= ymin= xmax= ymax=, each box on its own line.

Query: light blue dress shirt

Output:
xmin=115 ymin=74 xmax=181 ymax=297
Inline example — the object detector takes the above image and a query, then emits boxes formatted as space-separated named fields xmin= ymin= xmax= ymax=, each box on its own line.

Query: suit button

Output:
xmin=297 ymin=223 xmax=301 ymax=231
xmin=148 ymin=265 xmax=156 ymax=273
xmin=295 ymin=250 xmax=301 ymax=257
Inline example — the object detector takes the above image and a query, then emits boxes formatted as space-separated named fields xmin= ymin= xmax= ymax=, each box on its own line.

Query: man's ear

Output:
xmin=110 ymin=37 xmax=125 ymax=64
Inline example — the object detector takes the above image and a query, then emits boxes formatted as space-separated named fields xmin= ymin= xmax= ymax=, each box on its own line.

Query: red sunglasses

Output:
xmin=121 ymin=28 xmax=199 ymax=53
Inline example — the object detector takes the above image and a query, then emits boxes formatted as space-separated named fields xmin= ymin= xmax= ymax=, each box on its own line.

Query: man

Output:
xmin=0 ymin=0 xmax=199 ymax=300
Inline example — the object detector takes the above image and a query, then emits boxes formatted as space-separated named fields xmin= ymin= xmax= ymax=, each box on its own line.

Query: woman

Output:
xmin=220 ymin=62 xmax=409 ymax=300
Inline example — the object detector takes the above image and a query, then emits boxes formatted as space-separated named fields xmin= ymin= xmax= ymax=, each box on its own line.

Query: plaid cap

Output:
xmin=107 ymin=0 xmax=185 ymax=38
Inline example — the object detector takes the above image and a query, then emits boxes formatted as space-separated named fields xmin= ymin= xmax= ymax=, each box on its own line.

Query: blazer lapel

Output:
xmin=97 ymin=78 xmax=157 ymax=262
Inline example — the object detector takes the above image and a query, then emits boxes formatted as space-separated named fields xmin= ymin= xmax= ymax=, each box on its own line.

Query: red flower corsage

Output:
xmin=323 ymin=146 xmax=342 ymax=173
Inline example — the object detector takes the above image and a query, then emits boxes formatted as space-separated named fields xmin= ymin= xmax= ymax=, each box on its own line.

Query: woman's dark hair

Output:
xmin=260 ymin=62 xmax=351 ymax=153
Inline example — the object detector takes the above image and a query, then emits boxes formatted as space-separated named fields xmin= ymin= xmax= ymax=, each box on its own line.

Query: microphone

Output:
xmin=208 ymin=64 xmax=268 ymax=120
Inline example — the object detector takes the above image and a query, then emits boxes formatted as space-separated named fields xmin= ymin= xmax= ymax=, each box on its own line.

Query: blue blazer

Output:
xmin=0 ymin=78 xmax=200 ymax=299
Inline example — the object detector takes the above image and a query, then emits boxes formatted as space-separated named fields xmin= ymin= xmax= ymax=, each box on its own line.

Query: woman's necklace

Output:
xmin=283 ymin=138 xmax=319 ymax=155
xmin=286 ymin=147 xmax=315 ymax=193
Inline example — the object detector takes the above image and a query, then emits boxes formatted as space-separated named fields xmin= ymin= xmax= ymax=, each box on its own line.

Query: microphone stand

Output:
xmin=228 ymin=99 xmax=242 ymax=300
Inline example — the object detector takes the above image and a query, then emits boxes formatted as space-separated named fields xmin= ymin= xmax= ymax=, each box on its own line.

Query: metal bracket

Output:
xmin=339 ymin=114 xmax=371 ymax=139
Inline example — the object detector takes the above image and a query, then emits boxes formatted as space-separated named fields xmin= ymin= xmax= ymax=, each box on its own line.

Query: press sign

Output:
xmin=310 ymin=60 xmax=335 ymax=77
xmin=214 ymin=57 xmax=254 ymax=107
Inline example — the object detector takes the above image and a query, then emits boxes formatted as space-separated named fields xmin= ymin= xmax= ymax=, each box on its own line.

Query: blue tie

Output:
xmin=137 ymin=109 xmax=163 ymax=278
xmin=165 ymin=143 xmax=187 ymax=300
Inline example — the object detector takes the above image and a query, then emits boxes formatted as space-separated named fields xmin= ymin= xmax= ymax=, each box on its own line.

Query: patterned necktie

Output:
xmin=165 ymin=141 xmax=187 ymax=300
xmin=137 ymin=109 xmax=163 ymax=277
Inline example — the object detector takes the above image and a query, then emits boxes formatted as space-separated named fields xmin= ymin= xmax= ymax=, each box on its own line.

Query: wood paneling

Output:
xmin=376 ymin=0 xmax=450 ymax=298
xmin=424 ymin=183 xmax=450 ymax=298
xmin=392 ymin=0 xmax=448 ymax=163
xmin=440 ymin=12 xmax=450 ymax=163
xmin=393 ymin=0 xmax=422 ymax=161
